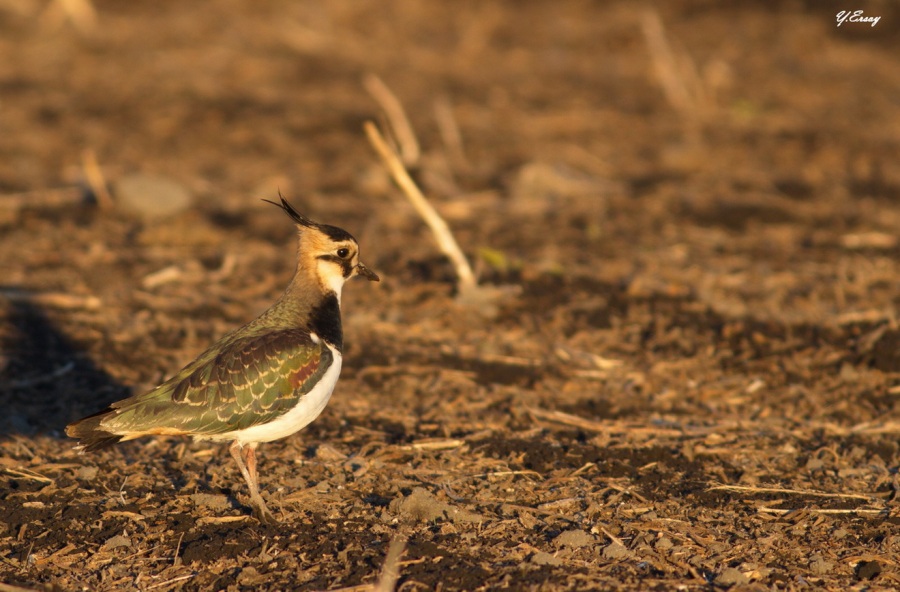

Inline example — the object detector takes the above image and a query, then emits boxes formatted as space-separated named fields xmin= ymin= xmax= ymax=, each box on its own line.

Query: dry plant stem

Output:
xmin=758 ymin=507 xmax=884 ymax=516
xmin=708 ymin=484 xmax=874 ymax=501
xmin=526 ymin=407 xmax=685 ymax=437
xmin=374 ymin=536 xmax=407 ymax=592
xmin=434 ymin=96 xmax=468 ymax=167
xmin=365 ymin=121 xmax=477 ymax=292
xmin=81 ymin=149 xmax=114 ymax=209
xmin=0 ymin=289 xmax=101 ymax=311
xmin=41 ymin=0 xmax=98 ymax=34
xmin=146 ymin=574 xmax=195 ymax=590
xmin=3 ymin=468 xmax=53 ymax=484
xmin=363 ymin=74 xmax=420 ymax=165
xmin=640 ymin=8 xmax=706 ymax=120
xmin=0 ymin=187 xmax=84 ymax=211
xmin=0 ymin=583 xmax=41 ymax=592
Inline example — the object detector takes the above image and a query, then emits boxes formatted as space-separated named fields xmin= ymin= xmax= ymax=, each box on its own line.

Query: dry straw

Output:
xmin=364 ymin=75 xmax=518 ymax=315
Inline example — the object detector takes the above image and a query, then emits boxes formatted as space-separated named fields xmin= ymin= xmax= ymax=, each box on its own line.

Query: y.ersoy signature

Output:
xmin=836 ymin=10 xmax=880 ymax=27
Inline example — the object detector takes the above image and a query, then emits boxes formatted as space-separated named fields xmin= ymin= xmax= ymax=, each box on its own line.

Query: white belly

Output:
xmin=219 ymin=346 xmax=342 ymax=444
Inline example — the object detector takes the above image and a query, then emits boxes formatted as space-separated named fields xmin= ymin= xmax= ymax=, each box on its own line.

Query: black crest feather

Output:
xmin=262 ymin=193 xmax=316 ymax=228
xmin=262 ymin=194 xmax=356 ymax=242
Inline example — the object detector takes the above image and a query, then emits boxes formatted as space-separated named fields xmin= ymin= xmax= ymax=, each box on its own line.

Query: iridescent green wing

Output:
xmin=149 ymin=330 xmax=334 ymax=435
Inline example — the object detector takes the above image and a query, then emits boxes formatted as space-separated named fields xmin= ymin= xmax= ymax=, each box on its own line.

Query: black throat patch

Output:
xmin=308 ymin=294 xmax=343 ymax=352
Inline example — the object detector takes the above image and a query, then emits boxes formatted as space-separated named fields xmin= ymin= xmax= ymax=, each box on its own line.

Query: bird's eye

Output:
xmin=336 ymin=248 xmax=350 ymax=259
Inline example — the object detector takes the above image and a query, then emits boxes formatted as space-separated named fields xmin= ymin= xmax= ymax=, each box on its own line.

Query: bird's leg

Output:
xmin=229 ymin=441 xmax=277 ymax=523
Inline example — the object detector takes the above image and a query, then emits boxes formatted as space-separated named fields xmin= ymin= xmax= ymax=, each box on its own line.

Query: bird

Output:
xmin=66 ymin=196 xmax=379 ymax=523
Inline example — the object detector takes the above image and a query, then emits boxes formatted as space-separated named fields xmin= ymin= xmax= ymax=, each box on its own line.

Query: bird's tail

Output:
xmin=66 ymin=408 xmax=124 ymax=452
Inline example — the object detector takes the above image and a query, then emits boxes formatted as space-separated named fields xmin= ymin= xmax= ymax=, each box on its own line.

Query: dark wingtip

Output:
xmin=66 ymin=410 xmax=123 ymax=452
xmin=75 ymin=434 xmax=124 ymax=453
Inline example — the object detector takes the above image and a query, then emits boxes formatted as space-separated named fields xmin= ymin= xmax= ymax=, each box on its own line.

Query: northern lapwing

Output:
xmin=67 ymin=196 xmax=379 ymax=523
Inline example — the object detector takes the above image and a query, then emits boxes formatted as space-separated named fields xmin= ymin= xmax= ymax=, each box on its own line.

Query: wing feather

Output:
xmin=98 ymin=330 xmax=333 ymax=437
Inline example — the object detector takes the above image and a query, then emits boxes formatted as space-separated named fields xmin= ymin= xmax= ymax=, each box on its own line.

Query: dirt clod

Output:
xmin=531 ymin=551 xmax=564 ymax=566
xmin=714 ymin=567 xmax=749 ymax=587
xmin=390 ymin=487 xmax=483 ymax=525
xmin=602 ymin=542 xmax=631 ymax=561
xmin=190 ymin=493 xmax=231 ymax=511
xmin=808 ymin=555 xmax=833 ymax=576
xmin=101 ymin=534 xmax=131 ymax=551
xmin=554 ymin=529 xmax=595 ymax=549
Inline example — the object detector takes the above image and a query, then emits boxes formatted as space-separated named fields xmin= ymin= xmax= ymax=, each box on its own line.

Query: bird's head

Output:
xmin=264 ymin=196 xmax=379 ymax=299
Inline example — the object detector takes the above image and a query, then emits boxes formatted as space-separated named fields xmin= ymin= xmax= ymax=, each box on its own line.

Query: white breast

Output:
xmin=217 ymin=344 xmax=343 ymax=445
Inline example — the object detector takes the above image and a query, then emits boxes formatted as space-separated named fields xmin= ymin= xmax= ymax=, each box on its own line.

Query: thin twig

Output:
xmin=146 ymin=574 xmax=195 ymax=590
xmin=118 ymin=475 xmax=129 ymax=505
xmin=196 ymin=516 xmax=250 ymax=525
xmin=0 ymin=288 xmax=101 ymax=311
xmin=364 ymin=74 xmax=420 ymax=165
xmin=173 ymin=532 xmax=184 ymax=566
xmin=708 ymin=484 xmax=874 ymax=501
xmin=640 ymin=8 xmax=707 ymax=120
xmin=403 ymin=439 xmax=465 ymax=452
xmin=374 ymin=535 xmax=407 ymax=592
xmin=469 ymin=470 xmax=543 ymax=480
xmin=605 ymin=482 xmax=649 ymax=504
xmin=0 ymin=187 xmax=84 ymax=211
xmin=601 ymin=527 xmax=627 ymax=548
xmin=526 ymin=407 xmax=685 ymax=437
xmin=3 ymin=468 xmax=53 ymax=485
xmin=434 ymin=96 xmax=468 ymax=168
xmin=39 ymin=0 xmax=97 ymax=35
xmin=81 ymin=149 xmax=114 ymax=209
xmin=757 ymin=507 xmax=884 ymax=516
xmin=365 ymin=121 xmax=477 ymax=292
xmin=101 ymin=511 xmax=146 ymax=522
xmin=841 ymin=421 xmax=900 ymax=436
xmin=0 ymin=582 xmax=40 ymax=592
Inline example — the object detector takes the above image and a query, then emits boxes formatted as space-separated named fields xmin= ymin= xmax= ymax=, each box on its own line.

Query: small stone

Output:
xmin=531 ymin=551 xmax=563 ymax=566
xmin=654 ymin=536 xmax=674 ymax=551
xmin=554 ymin=529 xmax=595 ymax=549
xmin=102 ymin=535 xmax=131 ymax=551
xmin=714 ymin=567 xmax=748 ymax=586
xmin=114 ymin=173 xmax=193 ymax=219
xmin=189 ymin=493 xmax=230 ymax=511
xmin=804 ymin=457 xmax=825 ymax=471
xmin=390 ymin=488 xmax=445 ymax=522
xmin=601 ymin=541 xmax=630 ymax=560
xmin=839 ymin=362 xmax=859 ymax=381
xmin=75 ymin=466 xmax=99 ymax=481
xmin=314 ymin=443 xmax=348 ymax=461
xmin=707 ymin=542 xmax=728 ymax=554
xmin=809 ymin=555 xmax=833 ymax=575
xmin=237 ymin=566 xmax=267 ymax=585
xmin=389 ymin=488 xmax=482 ymax=524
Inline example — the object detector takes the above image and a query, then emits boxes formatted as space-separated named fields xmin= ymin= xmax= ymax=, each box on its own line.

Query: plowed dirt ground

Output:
xmin=2 ymin=1 xmax=900 ymax=590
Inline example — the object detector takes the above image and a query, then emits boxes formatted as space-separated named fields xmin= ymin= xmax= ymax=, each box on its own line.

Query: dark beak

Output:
xmin=356 ymin=262 xmax=380 ymax=281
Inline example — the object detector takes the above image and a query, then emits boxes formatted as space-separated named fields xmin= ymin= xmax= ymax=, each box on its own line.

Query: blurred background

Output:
xmin=2 ymin=1 xmax=900 ymax=588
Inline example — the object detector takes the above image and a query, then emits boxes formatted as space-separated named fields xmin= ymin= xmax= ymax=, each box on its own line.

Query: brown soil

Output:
xmin=2 ymin=1 xmax=900 ymax=590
